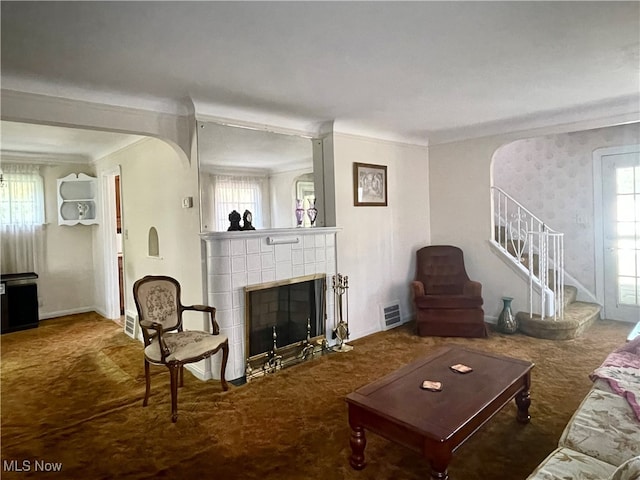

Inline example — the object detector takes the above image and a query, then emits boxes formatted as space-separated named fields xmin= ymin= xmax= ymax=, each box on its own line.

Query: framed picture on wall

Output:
xmin=353 ymin=162 xmax=387 ymax=206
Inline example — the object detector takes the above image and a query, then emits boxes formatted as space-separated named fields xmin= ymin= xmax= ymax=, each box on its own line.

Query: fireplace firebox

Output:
xmin=244 ymin=273 xmax=327 ymax=379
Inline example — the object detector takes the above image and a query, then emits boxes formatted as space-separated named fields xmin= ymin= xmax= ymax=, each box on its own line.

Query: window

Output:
xmin=0 ymin=164 xmax=45 ymax=226
xmin=0 ymin=163 xmax=45 ymax=274
xmin=212 ymin=175 xmax=266 ymax=231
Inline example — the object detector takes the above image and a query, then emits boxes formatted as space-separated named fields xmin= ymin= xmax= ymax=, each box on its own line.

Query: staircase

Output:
xmin=492 ymin=187 xmax=601 ymax=340
xmin=516 ymin=286 xmax=601 ymax=340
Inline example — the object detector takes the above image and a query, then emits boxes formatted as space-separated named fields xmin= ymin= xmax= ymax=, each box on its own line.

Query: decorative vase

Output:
xmin=497 ymin=297 xmax=517 ymax=334
xmin=77 ymin=202 xmax=88 ymax=220
xmin=295 ymin=199 xmax=305 ymax=227
xmin=306 ymin=198 xmax=318 ymax=227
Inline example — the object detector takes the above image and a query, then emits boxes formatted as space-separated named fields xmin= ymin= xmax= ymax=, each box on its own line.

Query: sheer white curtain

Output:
xmin=0 ymin=163 xmax=45 ymax=274
xmin=212 ymin=175 xmax=268 ymax=231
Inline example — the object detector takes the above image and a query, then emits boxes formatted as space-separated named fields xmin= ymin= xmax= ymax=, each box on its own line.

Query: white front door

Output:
xmin=602 ymin=150 xmax=640 ymax=323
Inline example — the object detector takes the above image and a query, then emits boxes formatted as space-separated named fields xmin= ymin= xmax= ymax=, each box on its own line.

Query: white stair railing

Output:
xmin=492 ymin=187 xmax=564 ymax=320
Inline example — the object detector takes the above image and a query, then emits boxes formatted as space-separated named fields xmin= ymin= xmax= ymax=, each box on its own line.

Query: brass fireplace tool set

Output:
xmin=332 ymin=273 xmax=353 ymax=352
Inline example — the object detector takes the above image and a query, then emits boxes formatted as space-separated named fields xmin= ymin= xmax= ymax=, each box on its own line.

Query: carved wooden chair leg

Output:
xmin=168 ymin=363 xmax=180 ymax=422
xmin=220 ymin=341 xmax=229 ymax=391
xmin=143 ymin=359 xmax=151 ymax=407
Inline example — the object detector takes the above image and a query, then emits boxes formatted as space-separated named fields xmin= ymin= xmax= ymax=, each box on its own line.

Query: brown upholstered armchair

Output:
xmin=411 ymin=245 xmax=488 ymax=338
xmin=133 ymin=275 xmax=229 ymax=422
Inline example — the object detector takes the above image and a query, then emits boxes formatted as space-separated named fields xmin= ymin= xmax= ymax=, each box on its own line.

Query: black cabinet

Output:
xmin=1 ymin=272 xmax=39 ymax=334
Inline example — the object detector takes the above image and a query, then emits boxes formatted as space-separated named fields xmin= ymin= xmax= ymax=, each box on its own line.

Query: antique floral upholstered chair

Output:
xmin=411 ymin=245 xmax=488 ymax=338
xmin=133 ymin=275 xmax=229 ymax=422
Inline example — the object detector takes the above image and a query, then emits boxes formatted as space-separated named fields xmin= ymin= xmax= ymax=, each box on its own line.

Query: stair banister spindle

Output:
xmin=552 ymin=234 xmax=558 ymax=320
xmin=551 ymin=236 xmax=555 ymax=318
xmin=555 ymin=235 xmax=564 ymax=319
xmin=503 ymin=194 xmax=508 ymax=251
xmin=530 ymin=217 xmax=534 ymax=238
xmin=537 ymin=233 xmax=542 ymax=316
xmin=558 ymin=233 xmax=565 ymax=319
xmin=561 ymin=235 xmax=565 ymax=317
xmin=553 ymin=235 xmax=557 ymax=320
xmin=516 ymin=206 xmax=520 ymax=257
xmin=529 ymin=231 xmax=534 ymax=319
xmin=497 ymin=189 xmax=503 ymax=245
xmin=539 ymin=232 xmax=546 ymax=320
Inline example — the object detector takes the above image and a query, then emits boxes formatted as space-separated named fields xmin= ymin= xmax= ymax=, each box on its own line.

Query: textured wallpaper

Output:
xmin=492 ymin=123 xmax=639 ymax=294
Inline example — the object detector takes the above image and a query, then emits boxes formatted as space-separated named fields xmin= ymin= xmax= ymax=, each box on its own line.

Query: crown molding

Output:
xmin=0 ymin=150 xmax=90 ymax=165
xmin=427 ymin=94 xmax=640 ymax=146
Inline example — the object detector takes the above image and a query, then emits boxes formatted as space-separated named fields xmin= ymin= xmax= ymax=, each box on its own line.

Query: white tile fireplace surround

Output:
xmin=200 ymin=227 xmax=340 ymax=381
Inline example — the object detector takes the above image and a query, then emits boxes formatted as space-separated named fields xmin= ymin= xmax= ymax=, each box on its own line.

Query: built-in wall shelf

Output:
xmin=57 ymin=173 xmax=98 ymax=226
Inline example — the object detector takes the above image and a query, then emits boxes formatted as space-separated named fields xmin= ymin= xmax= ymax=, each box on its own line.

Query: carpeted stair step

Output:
xmin=516 ymin=300 xmax=601 ymax=340
xmin=563 ymin=285 xmax=577 ymax=308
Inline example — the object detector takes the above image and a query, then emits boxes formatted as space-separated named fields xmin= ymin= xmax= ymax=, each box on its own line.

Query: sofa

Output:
xmin=527 ymin=335 xmax=640 ymax=480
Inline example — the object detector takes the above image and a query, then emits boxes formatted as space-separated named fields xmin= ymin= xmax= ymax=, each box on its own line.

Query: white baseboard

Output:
xmin=94 ymin=306 xmax=110 ymax=319
xmin=39 ymin=306 xmax=96 ymax=320
xmin=349 ymin=325 xmax=381 ymax=342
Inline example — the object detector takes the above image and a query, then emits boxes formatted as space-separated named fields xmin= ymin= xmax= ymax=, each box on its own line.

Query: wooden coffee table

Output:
xmin=346 ymin=346 xmax=534 ymax=480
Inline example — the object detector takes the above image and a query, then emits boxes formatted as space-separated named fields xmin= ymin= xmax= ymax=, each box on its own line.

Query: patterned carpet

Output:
xmin=0 ymin=313 xmax=633 ymax=479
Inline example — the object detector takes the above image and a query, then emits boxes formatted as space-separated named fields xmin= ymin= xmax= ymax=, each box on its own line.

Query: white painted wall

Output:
xmin=94 ymin=137 xmax=205 ymax=330
xmin=332 ymin=133 xmax=430 ymax=340
xmin=39 ymin=164 xmax=97 ymax=318
xmin=429 ymin=136 xmax=528 ymax=320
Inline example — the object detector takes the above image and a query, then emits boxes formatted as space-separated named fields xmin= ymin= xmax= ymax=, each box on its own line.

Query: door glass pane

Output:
xmin=617 ymin=167 xmax=635 ymax=194
xmin=618 ymin=249 xmax=637 ymax=277
xmin=618 ymin=276 xmax=638 ymax=305
xmin=619 ymin=237 xmax=637 ymax=250
xmin=617 ymin=221 xmax=636 ymax=237
xmin=618 ymin=195 xmax=635 ymax=222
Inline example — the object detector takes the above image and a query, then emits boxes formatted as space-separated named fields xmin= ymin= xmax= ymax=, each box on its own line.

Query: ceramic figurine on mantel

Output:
xmin=241 ymin=210 xmax=255 ymax=231
xmin=497 ymin=296 xmax=518 ymax=334
xmin=295 ymin=199 xmax=305 ymax=227
xmin=306 ymin=198 xmax=318 ymax=227
xmin=227 ymin=210 xmax=242 ymax=231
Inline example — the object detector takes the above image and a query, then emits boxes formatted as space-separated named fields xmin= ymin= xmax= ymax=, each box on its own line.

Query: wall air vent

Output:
xmin=124 ymin=312 xmax=138 ymax=339
xmin=381 ymin=301 xmax=402 ymax=331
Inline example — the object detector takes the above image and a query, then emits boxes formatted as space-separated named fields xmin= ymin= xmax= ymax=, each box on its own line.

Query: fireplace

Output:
xmin=245 ymin=274 xmax=326 ymax=378
xmin=201 ymin=227 xmax=339 ymax=381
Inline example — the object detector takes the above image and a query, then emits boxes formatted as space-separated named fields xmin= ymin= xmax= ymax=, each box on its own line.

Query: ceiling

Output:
xmin=0 ymin=121 xmax=142 ymax=164
xmin=1 ymin=1 xmax=639 ymax=160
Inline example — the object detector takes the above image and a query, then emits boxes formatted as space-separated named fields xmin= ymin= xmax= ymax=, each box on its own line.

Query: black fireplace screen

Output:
xmin=246 ymin=275 xmax=326 ymax=358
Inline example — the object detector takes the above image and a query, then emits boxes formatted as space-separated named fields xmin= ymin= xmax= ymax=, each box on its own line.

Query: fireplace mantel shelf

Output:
xmin=200 ymin=226 xmax=341 ymax=241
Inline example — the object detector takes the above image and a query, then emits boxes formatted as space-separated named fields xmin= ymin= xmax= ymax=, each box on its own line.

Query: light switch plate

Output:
xmin=182 ymin=196 xmax=193 ymax=208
